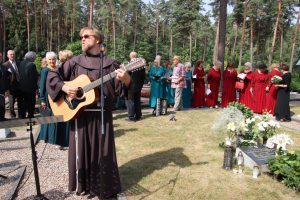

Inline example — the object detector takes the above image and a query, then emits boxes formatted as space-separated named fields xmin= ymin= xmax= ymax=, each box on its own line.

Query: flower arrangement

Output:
xmin=228 ymin=102 xmax=254 ymax=119
xmin=255 ymin=114 xmax=280 ymax=142
xmin=213 ymin=107 xmax=246 ymax=146
xmin=266 ymin=133 xmax=294 ymax=150
xmin=271 ymin=75 xmax=282 ymax=84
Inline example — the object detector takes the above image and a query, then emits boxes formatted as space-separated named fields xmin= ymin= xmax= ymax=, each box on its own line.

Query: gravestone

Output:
xmin=236 ymin=145 xmax=276 ymax=172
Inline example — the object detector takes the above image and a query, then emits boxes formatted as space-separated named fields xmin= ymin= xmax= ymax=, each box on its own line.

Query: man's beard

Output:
xmin=82 ymin=43 xmax=93 ymax=53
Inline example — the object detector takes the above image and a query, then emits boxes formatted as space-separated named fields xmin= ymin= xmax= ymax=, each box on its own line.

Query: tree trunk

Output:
xmin=289 ymin=8 xmax=300 ymax=72
xmin=232 ymin=23 xmax=238 ymax=58
xmin=203 ymin=35 xmax=207 ymax=61
xmin=26 ymin=0 xmax=30 ymax=51
xmin=189 ymin=32 xmax=192 ymax=62
xmin=133 ymin=9 xmax=138 ymax=51
xmin=156 ymin=18 xmax=159 ymax=55
xmin=89 ymin=0 xmax=94 ymax=27
xmin=40 ymin=0 xmax=44 ymax=45
xmin=34 ymin=0 xmax=38 ymax=52
xmin=194 ymin=34 xmax=197 ymax=49
xmin=50 ymin=11 xmax=53 ymax=51
xmin=46 ymin=0 xmax=49 ymax=51
xmin=238 ymin=0 xmax=248 ymax=67
xmin=170 ymin=29 xmax=173 ymax=58
xmin=57 ymin=15 xmax=60 ymax=53
xmin=218 ymin=0 xmax=227 ymax=72
xmin=279 ymin=17 xmax=284 ymax=64
xmin=268 ymin=0 xmax=282 ymax=65
xmin=213 ymin=21 xmax=220 ymax=63
xmin=2 ymin=5 xmax=6 ymax=56
xmin=108 ymin=0 xmax=116 ymax=58
xmin=250 ymin=16 xmax=254 ymax=64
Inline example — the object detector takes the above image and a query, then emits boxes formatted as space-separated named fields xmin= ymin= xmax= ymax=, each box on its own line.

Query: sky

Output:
xmin=141 ymin=0 xmax=234 ymax=18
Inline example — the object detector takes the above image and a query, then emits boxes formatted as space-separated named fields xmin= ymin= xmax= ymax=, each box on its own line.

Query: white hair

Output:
xmin=46 ymin=51 xmax=57 ymax=60
xmin=184 ymin=62 xmax=191 ymax=68
xmin=214 ymin=60 xmax=222 ymax=66
xmin=24 ymin=51 xmax=36 ymax=62
xmin=245 ymin=62 xmax=252 ymax=69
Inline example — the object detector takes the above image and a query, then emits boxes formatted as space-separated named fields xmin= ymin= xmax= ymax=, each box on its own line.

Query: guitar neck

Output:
xmin=82 ymin=71 xmax=116 ymax=92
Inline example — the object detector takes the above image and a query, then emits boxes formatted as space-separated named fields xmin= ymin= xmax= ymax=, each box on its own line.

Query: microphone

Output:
xmin=100 ymin=43 xmax=106 ymax=53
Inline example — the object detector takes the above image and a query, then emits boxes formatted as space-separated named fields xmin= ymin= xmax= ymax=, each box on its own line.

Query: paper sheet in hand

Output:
xmin=237 ymin=73 xmax=246 ymax=80
xmin=206 ymin=88 xmax=212 ymax=95
xmin=192 ymin=74 xmax=197 ymax=79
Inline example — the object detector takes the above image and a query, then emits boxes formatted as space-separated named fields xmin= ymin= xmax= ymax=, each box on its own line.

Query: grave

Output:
xmin=236 ymin=145 xmax=276 ymax=172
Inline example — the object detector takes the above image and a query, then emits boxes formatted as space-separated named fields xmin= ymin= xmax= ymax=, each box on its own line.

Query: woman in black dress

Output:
xmin=274 ymin=64 xmax=291 ymax=121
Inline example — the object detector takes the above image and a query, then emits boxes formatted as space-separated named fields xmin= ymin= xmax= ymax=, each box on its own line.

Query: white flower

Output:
xmin=262 ymin=122 xmax=268 ymax=128
xmin=255 ymin=116 xmax=262 ymax=120
xmin=267 ymin=133 xmax=293 ymax=150
xmin=246 ymin=118 xmax=252 ymax=124
xmin=227 ymin=122 xmax=236 ymax=132
xmin=258 ymin=125 xmax=265 ymax=132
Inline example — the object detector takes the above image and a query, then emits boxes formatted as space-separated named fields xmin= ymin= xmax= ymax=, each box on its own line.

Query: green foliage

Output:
xmin=268 ymin=150 xmax=300 ymax=191
xmin=228 ymin=102 xmax=254 ymax=119
xmin=65 ymin=41 xmax=82 ymax=56
xmin=290 ymin=73 xmax=300 ymax=92
xmin=34 ymin=55 xmax=43 ymax=73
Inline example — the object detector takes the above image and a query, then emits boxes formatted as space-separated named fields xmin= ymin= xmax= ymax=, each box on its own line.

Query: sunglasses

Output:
xmin=80 ymin=34 xmax=96 ymax=40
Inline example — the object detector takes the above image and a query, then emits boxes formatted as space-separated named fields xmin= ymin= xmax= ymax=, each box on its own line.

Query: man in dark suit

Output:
xmin=18 ymin=51 xmax=38 ymax=118
xmin=0 ymin=52 xmax=9 ymax=121
xmin=125 ymin=52 xmax=146 ymax=121
xmin=2 ymin=50 xmax=21 ymax=118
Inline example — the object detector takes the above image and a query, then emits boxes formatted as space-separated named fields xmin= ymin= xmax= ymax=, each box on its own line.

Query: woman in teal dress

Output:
xmin=38 ymin=52 xmax=70 ymax=148
xmin=149 ymin=60 xmax=165 ymax=110
xmin=164 ymin=61 xmax=175 ymax=107
xmin=182 ymin=62 xmax=192 ymax=108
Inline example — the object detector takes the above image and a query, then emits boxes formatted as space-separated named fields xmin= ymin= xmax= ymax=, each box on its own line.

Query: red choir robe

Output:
xmin=265 ymin=69 xmax=282 ymax=115
xmin=192 ymin=67 xmax=205 ymax=107
xmin=238 ymin=70 xmax=253 ymax=109
xmin=206 ymin=67 xmax=221 ymax=107
xmin=251 ymin=70 xmax=268 ymax=113
xmin=221 ymin=69 xmax=237 ymax=107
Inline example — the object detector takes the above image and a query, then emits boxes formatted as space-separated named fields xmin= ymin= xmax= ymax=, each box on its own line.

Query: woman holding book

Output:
xmin=265 ymin=63 xmax=282 ymax=115
xmin=221 ymin=62 xmax=237 ymax=107
xmin=206 ymin=60 xmax=221 ymax=108
xmin=149 ymin=60 xmax=165 ymax=111
xmin=238 ymin=62 xmax=253 ymax=109
xmin=250 ymin=63 xmax=268 ymax=114
xmin=192 ymin=60 xmax=205 ymax=108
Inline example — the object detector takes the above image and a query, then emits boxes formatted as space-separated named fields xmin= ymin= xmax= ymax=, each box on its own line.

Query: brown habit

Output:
xmin=46 ymin=54 xmax=122 ymax=198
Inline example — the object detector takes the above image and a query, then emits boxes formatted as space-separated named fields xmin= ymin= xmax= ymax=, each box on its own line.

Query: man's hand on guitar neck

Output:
xmin=62 ymin=84 xmax=78 ymax=99
xmin=115 ymin=68 xmax=131 ymax=87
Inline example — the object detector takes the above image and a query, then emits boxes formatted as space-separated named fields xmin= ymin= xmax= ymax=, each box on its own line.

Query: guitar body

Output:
xmin=48 ymin=57 xmax=146 ymax=121
xmin=48 ymin=74 xmax=97 ymax=122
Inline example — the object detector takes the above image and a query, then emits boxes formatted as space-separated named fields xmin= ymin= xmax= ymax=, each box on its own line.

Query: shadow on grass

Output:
xmin=114 ymin=128 xmax=138 ymax=138
xmin=120 ymin=147 xmax=203 ymax=197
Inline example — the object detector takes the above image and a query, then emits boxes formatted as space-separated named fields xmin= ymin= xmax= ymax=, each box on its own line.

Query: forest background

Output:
xmin=0 ymin=0 xmax=300 ymax=90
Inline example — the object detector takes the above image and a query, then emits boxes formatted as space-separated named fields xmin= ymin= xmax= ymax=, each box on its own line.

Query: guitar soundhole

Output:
xmin=76 ymin=87 xmax=84 ymax=99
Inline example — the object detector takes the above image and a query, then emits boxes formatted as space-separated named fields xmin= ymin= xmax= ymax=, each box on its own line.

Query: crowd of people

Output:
xmin=147 ymin=57 xmax=292 ymax=122
xmin=0 ymin=25 xmax=293 ymax=199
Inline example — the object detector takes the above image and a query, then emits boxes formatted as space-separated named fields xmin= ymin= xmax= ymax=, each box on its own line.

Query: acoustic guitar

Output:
xmin=48 ymin=58 xmax=146 ymax=121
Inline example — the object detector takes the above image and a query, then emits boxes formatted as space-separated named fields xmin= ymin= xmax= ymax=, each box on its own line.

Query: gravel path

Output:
xmin=0 ymin=126 xmax=104 ymax=200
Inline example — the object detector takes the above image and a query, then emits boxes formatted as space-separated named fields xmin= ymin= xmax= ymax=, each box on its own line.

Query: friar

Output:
xmin=46 ymin=27 xmax=130 ymax=199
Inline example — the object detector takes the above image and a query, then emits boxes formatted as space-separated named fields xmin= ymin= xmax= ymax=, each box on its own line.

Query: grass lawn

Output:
xmin=113 ymin=108 xmax=300 ymax=200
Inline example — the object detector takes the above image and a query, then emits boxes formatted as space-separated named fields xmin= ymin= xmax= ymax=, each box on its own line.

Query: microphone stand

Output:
xmin=99 ymin=45 xmax=105 ymax=135
xmin=27 ymin=118 xmax=48 ymax=200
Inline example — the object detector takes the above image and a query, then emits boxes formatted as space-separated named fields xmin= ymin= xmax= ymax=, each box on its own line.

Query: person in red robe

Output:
xmin=238 ymin=62 xmax=253 ymax=108
xmin=250 ymin=63 xmax=268 ymax=114
xmin=206 ymin=60 xmax=221 ymax=108
xmin=221 ymin=62 xmax=237 ymax=107
xmin=265 ymin=63 xmax=281 ymax=115
xmin=192 ymin=60 xmax=205 ymax=108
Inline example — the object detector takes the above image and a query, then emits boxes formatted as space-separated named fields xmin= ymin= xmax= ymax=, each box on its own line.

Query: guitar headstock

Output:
xmin=122 ymin=58 xmax=146 ymax=72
